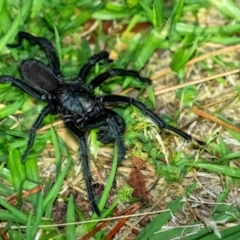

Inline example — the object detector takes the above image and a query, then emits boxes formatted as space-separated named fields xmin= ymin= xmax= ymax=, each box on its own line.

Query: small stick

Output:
xmin=192 ymin=107 xmax=240 ymax=134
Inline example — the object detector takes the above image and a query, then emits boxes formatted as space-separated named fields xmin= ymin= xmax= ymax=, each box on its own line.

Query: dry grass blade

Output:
xmin=121 ymin=44 xmax=240 ymax=96
xmin=6 ymin=186 xmax=43 ymax=205
xmin=103 ymin=203 xmax=141 ymax=240
xmin=154 ymin=69 xmax=239 ymax=95
xmin=0 ymin=229 xmax=8 ymax=240
xmin=192 ymin=107 xmax=240 ymax=134
xmin=79 ymin=203 xmax=141 ymax=240
xmin=151 ymin=43 xmax=240 ymax=80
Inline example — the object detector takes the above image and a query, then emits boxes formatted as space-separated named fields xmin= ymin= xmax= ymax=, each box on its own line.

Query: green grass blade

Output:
xmin=43 ymin=157 xmax=72 ymax=211
xmin=0 ymin=210 xmax=22 ymax=221
xmin=176 ymin=22 xmax=240 ymax=36
xmin=0 ymin=197 xmax=28 ymax=224
xmin=26 ymin=210 xmax=33 ymax=240
xmin=170 ymin=0 xmax=184 ymax=24
xmin=170 ymin=37 xmax=199 ymax=71
xmin=98 ymin=144 xmax=118 ymax=212
xmin=0 ymin=167 xmax=37 ymax=189
xmin=136 ymin=183 xmax=197 ymax=239
xmin=0 ymin=0 xmax=4 ymax=12
xmin=20 ymin=0 xmax=33 ymax=20
xmin=41 ymin=9 xmax=55 ymax=29
xmin=147 ymin=85 xmax=156 ymax=108
xmin=54 ymin=25 xmax=62 ymax=70
xmin=31 ymin=193 xmax=43 ymax=239
xmin=31 ymin=0 xmax=43 ymax=18
xmin=125 ymin=0 xmax=139 ymax=8
xmin=7 ymin=149 xmax=26 ymax=192
xmin=153 ymin=0 xmax=164 ymax=28
xmin=0 ymin=96 xmax=24 ymax=119
xmin=25 ymin=157 xmax=40 ymax=212
xmin=50 ymin=127 xmax=61 ymax=177
xmin=25 ymin=157 xmax=39 ymax=183
xmin=216 ymin=225 xmax=240 ymax=239
xmin=66 ymin=194 xmax=76 ymax=240
xmin=121 ymin=14 xmax=141 ymax=39
xmin=209 ymin=0 xmax=240 ymax=21
xmin=185 ymin=224 xmax=240 ymax=240
xmin=61 ymin=11 xmax=91 ymax=32
xmin=187 ymin=162 xmax=240 ymax=178
xmin=150 ymin=226 xmax=204 ymax=240
xmin=133 ymin=29 xmax=165 ymax=70
xmin=0 ymin=183 xmax=14 ymax=195
xmin=0 ymin=0 xmax=33 ymax=51
xmin=136 ymin=198 xmax=183 ymax=239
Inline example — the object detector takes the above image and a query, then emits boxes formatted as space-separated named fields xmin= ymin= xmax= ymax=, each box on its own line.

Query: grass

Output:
xmin=1 ymin=0 xmax=240 ymax=239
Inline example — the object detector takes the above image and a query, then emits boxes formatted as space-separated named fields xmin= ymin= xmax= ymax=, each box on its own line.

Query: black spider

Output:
xmin=0 ymin=32 xmax=204 ymax=215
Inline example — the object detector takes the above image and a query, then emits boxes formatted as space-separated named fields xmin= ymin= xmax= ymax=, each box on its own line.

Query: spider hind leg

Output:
xmin=64 ymin=110 xmax=126 ymax=215
xmin=102 ymin=95 xmax=205 ymax=145
xmin=97 ymin=110 xmax=126 ymax=141
xmin=65 ymin=122 xmax=101 ymax=215
xmin=81 ymin=108 xmax=127 ymax=164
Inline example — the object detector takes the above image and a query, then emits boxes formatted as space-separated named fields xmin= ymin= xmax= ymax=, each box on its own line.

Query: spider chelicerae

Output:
xmin=0 ymin=32 xmax=204 ymax=215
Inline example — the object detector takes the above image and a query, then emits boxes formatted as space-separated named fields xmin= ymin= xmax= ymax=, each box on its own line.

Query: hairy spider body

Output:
xmin=0 ymin=32 xmax=203 ymax=215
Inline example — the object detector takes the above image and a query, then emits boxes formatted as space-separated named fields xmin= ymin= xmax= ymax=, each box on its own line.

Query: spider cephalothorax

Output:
xmin=0 ymin=32 xmax=204 ymax=215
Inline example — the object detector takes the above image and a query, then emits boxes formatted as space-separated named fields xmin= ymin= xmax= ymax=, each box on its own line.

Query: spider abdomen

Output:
xmin=20 ymin=60 xmax=59 ymax=92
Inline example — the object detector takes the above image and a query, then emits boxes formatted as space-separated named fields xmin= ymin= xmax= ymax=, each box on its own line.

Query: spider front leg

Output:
xmin=77 ymin=51 xmax=112 ymax=82
xmin=22 ymin=104 xmax=54 ymax=161
xmin=8 ymin=32 xmax=61 ymax=77
xmin=0 ymin=76 xmax=55 ymax=160
xmin=102 ymin=95 xmax=205 ymax=145
xmin=88 ymin=68 xmax=151 ymax=90
xmin=0 ymin=76 xmax=43 ymax=100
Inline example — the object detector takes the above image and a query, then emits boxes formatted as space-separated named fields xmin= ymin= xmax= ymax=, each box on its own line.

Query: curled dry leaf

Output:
xmin=128 ymin=157 xmax=148 ymax=200
xmin=132 ymin=156 xmax=147 ymax=170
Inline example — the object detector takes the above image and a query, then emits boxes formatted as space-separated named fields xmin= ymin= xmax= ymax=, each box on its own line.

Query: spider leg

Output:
xmin=88 ymin=68 xmax=151 ymax=90
xmin=80 ymin=109 xmax=126 ymax=164
xmin=80 ymin=110 xmax=126 ymax=201
xmin=0 ymin=76 xmax=43 ymax=100
xmin=8 ymin=32 xmax=61 ymax=76
xmin=65 ymin=121 xmax=101 ymax=216
xmin=97 ymin=109 xmax=126 ymax=147
xmin=22 ymin=104 xmax=54 ymax=161
xmin=77 ymin=51 xmax=112 ymax=82
xmin=65 ymin=109 xmax=126 ymax=216
xmin=98 ymin=111 xmax=126 ymax=189
xmin=105 ymin=113 xmax=126 ymax=164
xmin=102 ymin=95 xmax=205 ymax=145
